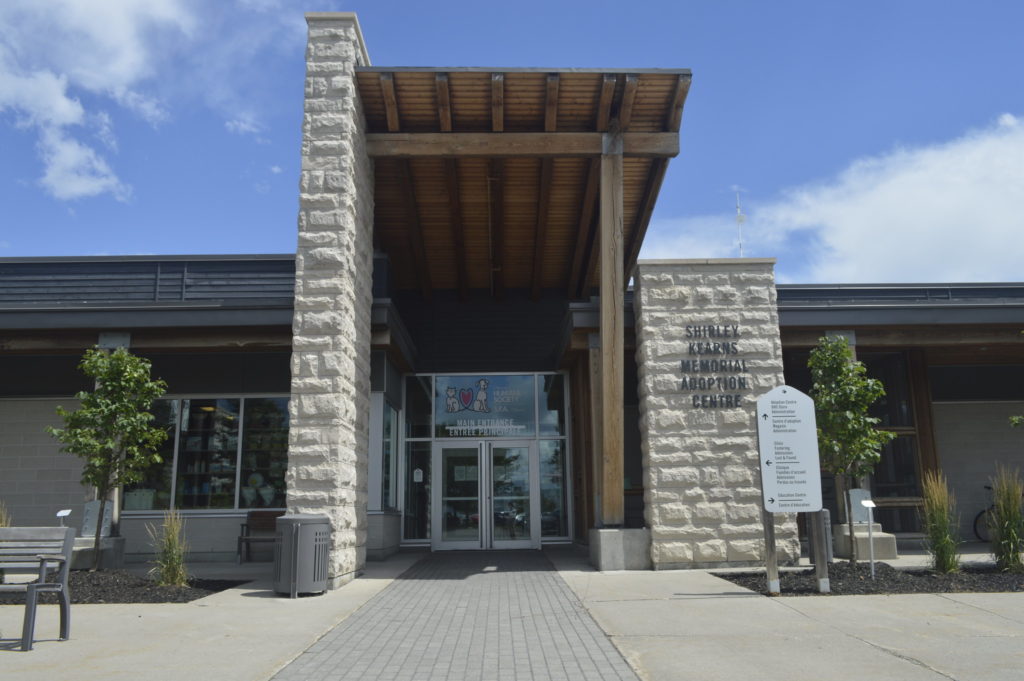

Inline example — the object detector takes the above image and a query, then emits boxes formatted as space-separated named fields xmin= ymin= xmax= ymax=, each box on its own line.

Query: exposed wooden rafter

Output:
xmin=435 ymin=73 xmax=452 ymax=132
xmin=444 ymin=161 xmax=469 ymax=300
xmin=566 ymin=160 xmax=599 ymax=298
xmin=531 ymin=74 xmax=559 ymax=300
xmin=491 ymin=73 xmax=504 ymax=132
xmin=665 ymin=73 xmax=692 ymax=131
xmin=398 ymin=160 xmax=432 ymax=300
xmin=623 ymin=158 xmax=670 ymax=280
xmin=379 ymin=73 xmax=400 ymax=132
xmin=489 ymin=158 xmax=505 ymax=299
xmin=618 ymin=75 xmax=639 ymax=131
xmin=595 ymin=75 xmax=616 ymax=132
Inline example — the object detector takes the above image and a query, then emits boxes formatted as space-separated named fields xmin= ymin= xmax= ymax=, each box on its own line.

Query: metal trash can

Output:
xmin=273 ymin=513 xmax=330 ymax=598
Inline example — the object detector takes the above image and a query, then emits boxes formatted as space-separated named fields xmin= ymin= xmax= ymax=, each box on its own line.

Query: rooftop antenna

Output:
xmin=733 ymin=186 xmax=746 ymax=258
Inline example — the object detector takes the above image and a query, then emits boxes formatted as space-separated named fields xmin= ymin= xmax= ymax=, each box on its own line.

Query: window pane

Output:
xmin=434 ymin=374 xmax=536 ymax=438
xmin=240 ymin=397 xmax=289 ymax=509
xmin=861 ymin=352 xmax=913 ymax=427
xmin=540 ymin=440 xmax=568 ymax=537
xmin=381 ymin=403 xmax=399 ymax=509
xmin=405 ymin=376 xmax=432 ymax=438
xmin=123 ymin=399 xmax=178 ymax=511
xmin=871 ymin=435 xmax=920 ymax=498
xmin=175 ymin=399 xmax=240 ymax=509
xmin=538 ymin=374 xmax=566 ymax=437
xmin=403 ymin=441 xmax=431 ymax=540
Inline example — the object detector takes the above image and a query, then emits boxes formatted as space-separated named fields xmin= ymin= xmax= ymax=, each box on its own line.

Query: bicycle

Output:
xmin=974 ymin=485 xmax=994 ymax=542
xmin=973 ymin=484 xmax=1024 ymax=542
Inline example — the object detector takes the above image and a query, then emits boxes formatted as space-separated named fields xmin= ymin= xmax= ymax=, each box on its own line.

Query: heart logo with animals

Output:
xmin=459 ymin=389 xmax=474 ymax=409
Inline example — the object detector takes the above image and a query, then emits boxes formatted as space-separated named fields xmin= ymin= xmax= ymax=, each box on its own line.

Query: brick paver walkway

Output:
xmin=272 ymin=550 xmax=639 ymax=681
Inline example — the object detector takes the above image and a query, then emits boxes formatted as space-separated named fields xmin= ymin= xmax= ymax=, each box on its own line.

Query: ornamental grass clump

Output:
xmin=0 ymin=500 xmax=11 ymax=527
xmin=148 ymin=509 xmax=189 ymax=587
xmin=920 ymin=471 xmax=960 ymax=573
xmin=988 ymin=465 xmax=1024 ymax=573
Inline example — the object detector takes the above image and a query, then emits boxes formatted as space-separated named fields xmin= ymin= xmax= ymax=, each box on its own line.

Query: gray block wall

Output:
xmin=0 ymin=399 xmax=86 ymax=527
xmin=634 ymin=259 xmax=799 ymax=568
xmin=287 ymin=13 xmax=374 ymax=587
xmin=933 ymin=401 xmax=1024 ymax=540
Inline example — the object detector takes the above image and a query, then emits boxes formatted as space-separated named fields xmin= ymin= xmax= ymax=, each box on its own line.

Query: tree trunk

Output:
xmin=91 ymin=493 xmax=107 ymax=572
xmin=845 ymin=479 xmax=858 ymax=567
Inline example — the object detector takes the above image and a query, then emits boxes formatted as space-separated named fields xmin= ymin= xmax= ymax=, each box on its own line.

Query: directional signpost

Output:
xmin=756 ymin=385 xmax=829 ymax=594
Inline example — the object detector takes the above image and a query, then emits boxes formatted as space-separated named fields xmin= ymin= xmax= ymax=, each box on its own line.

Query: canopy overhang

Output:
xmin=356 ymin=67 xmax=691 ymax=300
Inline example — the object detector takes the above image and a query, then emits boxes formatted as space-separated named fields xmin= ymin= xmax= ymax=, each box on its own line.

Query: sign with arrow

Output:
xmin=756 ymin=385 xmax=822 ymax=513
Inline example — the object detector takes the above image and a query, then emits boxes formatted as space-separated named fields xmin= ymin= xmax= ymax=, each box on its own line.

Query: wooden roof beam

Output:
xmin=379 ymin=73 xmax=400 ymax=132
xmin=435 ymin=73 xmax=452 ymax=132
xmin=398 ymin=160 xmax=432 ymax=300
xmin=665 ymin=73 xmax=692 ymax=132
xmin=444 ymin=160 xmax=469 ymax=300
xmin=566 ymin=159 xmax=600 ymax=298
xmin=531 ymin=75 xmax=559 ymax=300
xmin=617 ymin=75 xmax=639 ymax=131
xmin=623 ymin=158 xmax=669 ymax=281
xmin=595 ymin=75 xmax=616 ymax=132
xmin=491 ymin=73 xmax=504 ymax=132
xmin=365 ymin=132 xmax=678 ymax=158
xmin=489 ymin=158 xmax=505 ymax=299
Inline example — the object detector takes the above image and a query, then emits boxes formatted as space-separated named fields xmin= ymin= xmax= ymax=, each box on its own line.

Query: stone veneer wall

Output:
xmin=634 ymin=259 xmax=799 ymax=569
xmin=287 ymin=13 xmax=374 ymax=587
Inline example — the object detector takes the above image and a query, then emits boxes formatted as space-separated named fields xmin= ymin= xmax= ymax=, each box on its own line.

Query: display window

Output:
xmin=122 ymin=395 xmax=289 ymax=512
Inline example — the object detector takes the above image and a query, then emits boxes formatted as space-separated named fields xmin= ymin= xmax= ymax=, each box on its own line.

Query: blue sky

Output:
xmin=2 ymin=1 xmax=1023 ymax=283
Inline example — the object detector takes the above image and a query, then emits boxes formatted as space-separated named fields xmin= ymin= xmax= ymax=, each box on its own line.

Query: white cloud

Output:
xmin=226 ymin=118 xmax=263 ymax=135
xmin=269 ymin=165 xmax=283 ymax=174
xmin=0 ymin=0 xmax=194 ymax=201
xmin=38 ymin=127 xmax=131 ymax=201
xmin=644 ymin=114 xmax=1024 ymax=283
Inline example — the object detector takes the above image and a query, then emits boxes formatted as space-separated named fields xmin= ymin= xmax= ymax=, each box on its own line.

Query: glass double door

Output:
xmin=431 ymin=441 xmax=540 ymax=550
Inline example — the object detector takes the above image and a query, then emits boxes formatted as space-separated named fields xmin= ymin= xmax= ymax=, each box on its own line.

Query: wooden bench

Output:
xmin=236 ymin=511 xmax=284 ymax=563
xmin=0 ymin=527 xmax=75 ymax=651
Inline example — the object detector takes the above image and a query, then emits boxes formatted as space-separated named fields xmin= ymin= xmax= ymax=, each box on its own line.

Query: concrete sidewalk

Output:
xmin=3 ymin=545 xmax=1022 ymax=681
xmin=0 ymin=552 xmax=423 ymax=680
xmin=548 ymin=547 xmax=1024 ymax=681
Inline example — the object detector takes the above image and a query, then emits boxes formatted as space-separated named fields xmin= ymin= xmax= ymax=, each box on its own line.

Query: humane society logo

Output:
xmin=445 ymin=378 xmax=490 ymax=413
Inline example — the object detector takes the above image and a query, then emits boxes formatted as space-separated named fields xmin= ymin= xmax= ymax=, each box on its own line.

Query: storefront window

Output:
xmin=122 ymin=396 xmax=289 ymax=512
xmin=176 ymin=399 xmax=240 ymax=509
xmin=861 ymin=352 xmax=913 ymax=427
xmin=239 ymin=397 xmax=289 ymax=509
xmin=123 ymin=400 xmax=178 ymax=511
xmin=405 ymin=376 xmax=433 ymax=438
xmin=539 ymin=440 xmax=568 ymax=537
xmin=381 ymin=402 xmax=399 ymax=509
xmin=538 ymin=374 xmax=566 ymax=437
xmin=403 ymin=441 xmax=431 ymax=540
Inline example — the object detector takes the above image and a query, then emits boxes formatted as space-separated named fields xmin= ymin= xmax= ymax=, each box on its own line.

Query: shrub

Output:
xmin=920 ymin=471 xmax=960 ymax=573
xmin=988 ymin=466 xmax=1024 ymax=573
xmin=148 ymin=510 xmax=189 ymax=587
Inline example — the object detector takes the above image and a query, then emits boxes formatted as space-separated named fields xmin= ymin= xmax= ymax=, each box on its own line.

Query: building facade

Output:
xmin=1 ymin=13 xmax=1022 ymax=585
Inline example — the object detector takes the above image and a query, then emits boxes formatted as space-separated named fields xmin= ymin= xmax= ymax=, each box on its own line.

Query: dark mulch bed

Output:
xmin=0 ymin=570 xmax=246 ymax=604
xmin=716 ymin=561 xmax=1024 ymax=596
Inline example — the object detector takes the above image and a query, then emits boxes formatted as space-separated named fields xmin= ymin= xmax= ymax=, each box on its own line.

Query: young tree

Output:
xmin=48 ymin=347 xmax=168 ymax=571
xmin=808 ymin=336 xmax=895 ymax=566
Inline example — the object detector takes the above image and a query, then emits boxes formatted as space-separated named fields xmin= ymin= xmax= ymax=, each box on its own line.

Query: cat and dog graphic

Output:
xmin=445 ymin=379 xmax=489 ymax=413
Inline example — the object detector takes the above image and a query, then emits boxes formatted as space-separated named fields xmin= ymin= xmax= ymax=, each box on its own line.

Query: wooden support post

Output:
xmin=599 ymin=126 xmax=624 ymax=527
xmin=588 ymin=335 xmax=604 ymax=528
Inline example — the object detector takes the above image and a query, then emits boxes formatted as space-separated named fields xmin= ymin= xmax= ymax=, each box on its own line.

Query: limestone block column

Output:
xmin=287 ymin=13 xmax=373 ymax=588
xmin=634 ymin=259 xmax=799 ymax=569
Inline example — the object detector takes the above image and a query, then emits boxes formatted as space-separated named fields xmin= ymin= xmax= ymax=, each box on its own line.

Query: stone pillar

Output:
xmin=287 ymin=13 xmax=373 ymax=588
xmin=634 ymin=259 xmax=799 ymax=569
